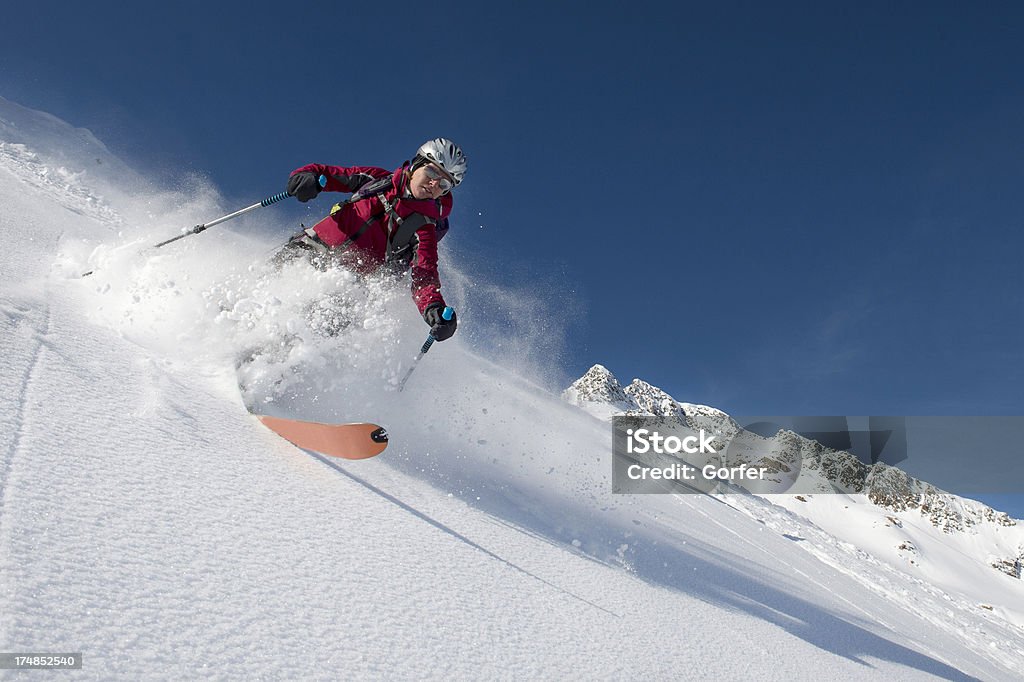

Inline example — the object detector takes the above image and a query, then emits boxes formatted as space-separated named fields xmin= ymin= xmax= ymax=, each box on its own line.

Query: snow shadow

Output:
xmin=308 ymin=451 xmax=619 ymax=619
xmin=620 ymin=525 xmax=978 ymax=680
xmin=351 ymin=447 xmax=978 ymax=680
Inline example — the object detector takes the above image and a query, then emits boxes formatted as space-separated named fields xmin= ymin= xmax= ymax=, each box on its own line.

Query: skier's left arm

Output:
xmin=412 ymin=227 xmax=457 ymax=341
xmin=409 ymin=223 xmax=445 ymax=316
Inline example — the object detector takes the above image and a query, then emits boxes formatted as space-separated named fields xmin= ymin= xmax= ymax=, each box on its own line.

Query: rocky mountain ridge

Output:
xmin=563 ymin=364 xmax=1021 ymax=580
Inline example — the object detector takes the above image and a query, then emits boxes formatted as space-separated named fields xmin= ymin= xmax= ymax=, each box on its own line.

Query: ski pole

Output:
xmin=152 ymin=190 xmax=293 ymax=248
xmin=398 ymin=306 xmax=454 ymax=392
xmin=82 ymin=175 xmax=327 ymax=276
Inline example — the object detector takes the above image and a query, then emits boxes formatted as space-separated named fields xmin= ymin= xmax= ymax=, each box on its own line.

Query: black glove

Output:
xmin=287 ymin=172 xmax=321 ymax=202
xmin=424 ymin=303 xmax=457 ymax=342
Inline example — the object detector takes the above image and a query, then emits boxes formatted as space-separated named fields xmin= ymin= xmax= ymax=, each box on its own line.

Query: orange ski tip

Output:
xmin=256 ymin=415 xmax=388 ymax=460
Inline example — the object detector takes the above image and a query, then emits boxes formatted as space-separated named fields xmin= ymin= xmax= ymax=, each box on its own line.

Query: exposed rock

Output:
xmin=990 ymin=550 xmax=1022 ymax=579
xmin=562 ymin=364 xmax=632 ymax=408
xmin=624 ymin=379 xmax=689 ymax=425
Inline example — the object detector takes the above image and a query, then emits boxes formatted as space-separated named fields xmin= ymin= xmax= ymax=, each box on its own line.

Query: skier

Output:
xmin=280 ymin=138 xmax=465 ymax=342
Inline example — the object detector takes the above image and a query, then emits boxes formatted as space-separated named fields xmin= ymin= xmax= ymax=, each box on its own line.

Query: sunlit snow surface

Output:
xmin=2 ymin=95 xmax=1023 ymax=680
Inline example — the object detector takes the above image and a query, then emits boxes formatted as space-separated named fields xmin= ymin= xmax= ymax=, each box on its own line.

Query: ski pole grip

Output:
xmin=420 ymin=307 xmax=455 ymax=353
xmin=261 ymin=190 xmax=291 ymax=207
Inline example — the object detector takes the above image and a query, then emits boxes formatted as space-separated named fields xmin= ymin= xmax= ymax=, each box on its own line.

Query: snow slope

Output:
xmin=2 ymin=95 xmax=1023 ymax=680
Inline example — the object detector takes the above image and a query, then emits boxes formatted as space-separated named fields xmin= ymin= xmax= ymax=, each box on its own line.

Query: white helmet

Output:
xmin=415 ymin=138 xmax=467 ymax=186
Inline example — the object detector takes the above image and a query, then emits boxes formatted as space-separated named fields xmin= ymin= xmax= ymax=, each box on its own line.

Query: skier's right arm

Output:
xmin=287 ymin=164 xmax=389 ymax=202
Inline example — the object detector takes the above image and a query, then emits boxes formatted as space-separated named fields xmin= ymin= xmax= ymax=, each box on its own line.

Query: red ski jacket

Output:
xmin=290 ymin=163 xmax=452 ymax=315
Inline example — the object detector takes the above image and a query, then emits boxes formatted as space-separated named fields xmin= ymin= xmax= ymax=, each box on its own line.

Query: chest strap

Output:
xmin=326 ymin=175 xmax=396 ymax=252
xmin=323 ymin=176 xmax=432 ymax=260
xmin=333 ymin=209 xmax=383 ymax=252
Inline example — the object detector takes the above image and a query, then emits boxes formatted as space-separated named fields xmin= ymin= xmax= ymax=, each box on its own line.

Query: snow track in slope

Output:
xmin=0 ymin=299 xmax=51 ymax=527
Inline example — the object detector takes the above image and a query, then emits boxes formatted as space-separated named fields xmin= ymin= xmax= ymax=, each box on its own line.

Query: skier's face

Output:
xmin=410 ymin=162 xmax=454 ymax=200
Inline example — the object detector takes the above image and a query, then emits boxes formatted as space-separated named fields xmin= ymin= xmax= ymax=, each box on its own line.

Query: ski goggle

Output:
xmin=423 ymin=163 xmax=454 ymax=193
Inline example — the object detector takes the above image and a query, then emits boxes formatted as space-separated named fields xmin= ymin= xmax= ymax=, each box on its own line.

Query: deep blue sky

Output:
xmin=3 ymin=2 xmax=1023 ymax=503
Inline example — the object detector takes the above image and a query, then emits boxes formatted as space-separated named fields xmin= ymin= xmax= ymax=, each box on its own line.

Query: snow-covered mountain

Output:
xmin=3 ymin=95 xmax=1024 ymax=679
xmin=566 ymin=364 xmax=1024 ymax=622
